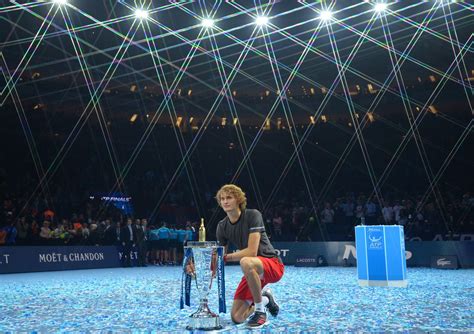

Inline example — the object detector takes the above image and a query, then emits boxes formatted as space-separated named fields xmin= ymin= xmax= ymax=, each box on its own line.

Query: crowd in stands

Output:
xmin=266 ymin=192 xmax=474 ymax=242
xmin=1 ymin=190 xmax=472 ymax=253
xmin=0 ymin=201 xmax=201 ymax=267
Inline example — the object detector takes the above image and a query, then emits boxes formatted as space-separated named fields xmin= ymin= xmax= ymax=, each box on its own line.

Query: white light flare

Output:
xmin=201 ymin=18 xmax=215 ymax=28
xmin=134 ymin=8 xmax=149 ymax=20
xmin=255 ymin=16 xmax=269 ymax=26
xmin=374 ymin=3 xmax=388 ymax=13
xmin=319 ymin=10 xmax=333 ymax=21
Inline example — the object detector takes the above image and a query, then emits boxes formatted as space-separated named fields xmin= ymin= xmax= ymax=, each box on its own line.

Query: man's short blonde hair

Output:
xmin=215 ymin=184 xmax=247 ymax=210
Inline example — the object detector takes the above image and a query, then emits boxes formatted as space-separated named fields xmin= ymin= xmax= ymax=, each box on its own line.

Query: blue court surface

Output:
xmin=1 ymin=266 xmax=473 ymax=332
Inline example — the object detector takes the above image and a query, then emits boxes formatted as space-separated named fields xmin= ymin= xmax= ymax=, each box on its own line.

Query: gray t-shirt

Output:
xmin=216 ymin=209 xmax=278 ymax=258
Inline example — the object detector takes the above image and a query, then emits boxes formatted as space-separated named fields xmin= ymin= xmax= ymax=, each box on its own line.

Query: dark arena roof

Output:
xmin=0 ymin=0 xmax=473 ymax=224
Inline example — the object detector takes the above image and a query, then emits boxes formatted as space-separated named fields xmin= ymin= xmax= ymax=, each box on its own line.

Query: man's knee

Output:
xmin=231 ymin=311 xmax=245 ymax=324
xmin=231 ymin=299 xmax=252 ymax=323
xmin=240 ymin=257 xmax=255 ymax=274
xmin=231 ymin=303 xmax=247 ymax=324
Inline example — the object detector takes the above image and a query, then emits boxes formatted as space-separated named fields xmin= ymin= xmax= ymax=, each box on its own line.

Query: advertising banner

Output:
xmin=1 ymin=241 xmax=473 ymax=274
xmin=270 ymin=241 xmax=474 ymax=268
xmin=0 ymin=246 xmax=121 ymax=274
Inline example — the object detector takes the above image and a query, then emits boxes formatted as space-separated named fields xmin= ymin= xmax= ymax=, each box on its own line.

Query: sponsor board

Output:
xmin=431 ymin=255 xmax=458 ymax=269
xmin=1 ymin=241 xmax=473 ymax=273
xmin=0 ymin=246 xmax=121 ymax=274
xmin=294 ymin=257 xmax=319 ymax=267
xmin=272 ymin=241 xmax=474 ymax=268
xmin=409 ymin=234 xmax=474 ymax=242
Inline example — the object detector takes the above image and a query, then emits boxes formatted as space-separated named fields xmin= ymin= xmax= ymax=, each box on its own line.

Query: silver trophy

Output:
xmin=185 ymin=241 xmax=223 ymax=331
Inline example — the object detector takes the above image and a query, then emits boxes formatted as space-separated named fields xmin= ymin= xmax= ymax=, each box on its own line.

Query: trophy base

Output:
xmin=186 ymin=312 xmax=222 ymax=331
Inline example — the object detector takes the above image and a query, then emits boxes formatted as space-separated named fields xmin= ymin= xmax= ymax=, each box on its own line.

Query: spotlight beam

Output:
xmin=415 ymin=4 xmax=474 ymax=211
xmin=13 ymin=0 xmax=471 ymax=136
xmin=95 ymin=1 xmax=228 ymax=212
xmin=251 ymin=0 xmax=470 ymax=208
xmin=263 ymin=12 xmax=380 ymax=212
xmin=228 ymin=1 xmax=471 ymax=96
xmin=141 ymin=2 xmax=278 ymax=219
xmin=0 ymin=2 xmax=59 ymax=105
xmin=11 ymin=0 xmax=468 ymax=123
xmin=318 ymin=1 xmax=445 ymax=201
xmin=147 ymin=23 xmax=262 ymax=220
xmin=141 ymin=19 xmax=204 ymax=218
xmin=326 ymin=22 xmax=383 ymax=207
xmin=441 ymin=4 xmax=474 ymax=107
xmin=330 ymin=17 xmax=470 ymax=89
xmin=0 ymin=2 xmax=47 ymax=14
xmin=206 ymin=32 xmax=265 ymax=210
xmin=322 ymin=37 xmax=473 ymax=204
xmin=111 ymin=18 xmax=211 ymax=202
xmin=379 ymin=12 xmax=449 ymax=225
xmin=7 ymin=1 xmax=470 ymax=224
xmin=417 ymin=119 xmax=473 ymax=215
xmin=128 ymin=2 xmax=471 ymax=136
xmin=3 ymin=0 xmax=430 ymax=207
xmin=260 ymin=24 xmax=320 ymax=219
xmin=15 ymin=12 xmax=142 ymax=210
xmin=0 ymin=55 xmax=52 ymax=204
xmin=59 ymin=4 xmax=124 ymax=191
xmin=14 ymin=0 xmax=466 ymax=117
xmin=193 ymin=1 xmax=267 ymax=208
xmin=6 ymin=1 xmax=470 ymax=90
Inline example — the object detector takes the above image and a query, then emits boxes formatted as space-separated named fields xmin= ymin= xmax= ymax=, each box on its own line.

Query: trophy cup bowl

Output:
xmin=185 ymin=241 xmax=223 ymax=331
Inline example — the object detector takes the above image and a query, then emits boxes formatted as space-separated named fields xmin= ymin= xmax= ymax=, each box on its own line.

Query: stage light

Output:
xmin=134 ymin=8 xmax=149 ymax=20
xmin=428 ymin=105 xmax=438 ymax=115
xmin=319 ymin=10 xmax=333 ymax=21
xmin=374 ymin=3 xmax=388 ymax=12
xmin=368 ymin=112 xmax=375 ymax=122
xmin=201 ymin=18 xmax=215 ymax=28
xmin=255 ymin=16 xmax=269 ymax=26
xmin=53 ymin=0 xmax=67 ymax=5
xmin=264 ymin=119 xmax=271 ymax=130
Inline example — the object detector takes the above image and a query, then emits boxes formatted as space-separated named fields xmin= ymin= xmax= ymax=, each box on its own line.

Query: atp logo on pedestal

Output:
xmin=368 ymin=228 xmax=383 ymax=250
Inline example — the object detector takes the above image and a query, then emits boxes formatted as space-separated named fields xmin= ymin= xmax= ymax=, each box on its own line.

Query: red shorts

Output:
xmin=234 ymin=256 xmax=284 ymax=302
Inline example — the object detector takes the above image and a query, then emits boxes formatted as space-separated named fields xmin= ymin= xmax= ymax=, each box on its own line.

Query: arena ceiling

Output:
xmin=0 ymin=0 xmax=473 ymax=220
xmin=1 ymin=1 xmax=473 ymax=105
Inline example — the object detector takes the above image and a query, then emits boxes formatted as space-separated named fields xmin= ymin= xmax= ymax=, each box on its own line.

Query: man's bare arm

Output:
xmin=225 ymin=232 xmax=260 ymax=262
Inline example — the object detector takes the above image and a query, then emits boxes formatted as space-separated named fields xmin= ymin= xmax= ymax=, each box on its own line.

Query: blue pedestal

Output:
xmin=355 ymin=225 xmax=408 ymax=287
